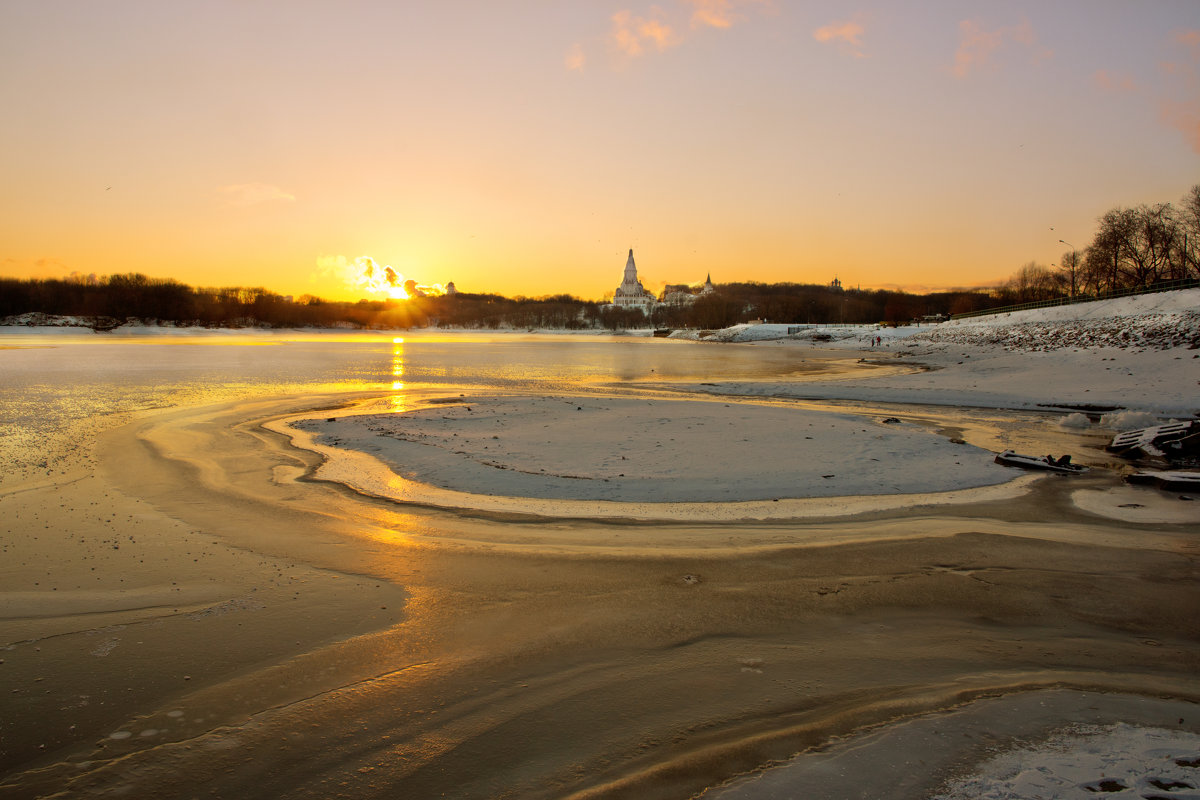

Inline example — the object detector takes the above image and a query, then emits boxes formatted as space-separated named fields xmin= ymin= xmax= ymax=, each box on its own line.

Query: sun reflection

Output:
xmin=391 ymin=338 xmax=407 ymax=410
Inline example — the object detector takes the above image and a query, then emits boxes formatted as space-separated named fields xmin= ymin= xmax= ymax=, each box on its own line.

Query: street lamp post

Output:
xmin=1059 ymin=239 xmax=1076 ymax=298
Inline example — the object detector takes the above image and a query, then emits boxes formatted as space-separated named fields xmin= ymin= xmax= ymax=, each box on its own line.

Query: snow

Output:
xmin=932 ymin=723 xmax=1200 ymax=800
xmin=280 ymin=395 xmax=1025 ymax=520
xmin=673 ymin=288 xmax=1200 ymax=417
xmin=678 ymin=287 xmax=1198 ymax=348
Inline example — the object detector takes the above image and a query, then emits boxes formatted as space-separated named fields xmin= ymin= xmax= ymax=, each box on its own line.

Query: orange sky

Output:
xmin=2 ymin=1 xmax=1197 ymax=302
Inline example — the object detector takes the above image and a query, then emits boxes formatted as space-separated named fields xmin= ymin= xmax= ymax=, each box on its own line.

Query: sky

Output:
xmin=1 ymin=1 xmax=1197 ymax=302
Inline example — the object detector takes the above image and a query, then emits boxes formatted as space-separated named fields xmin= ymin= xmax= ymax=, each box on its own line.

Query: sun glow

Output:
xmin=353 ymin=256 xmax=445 ymax=300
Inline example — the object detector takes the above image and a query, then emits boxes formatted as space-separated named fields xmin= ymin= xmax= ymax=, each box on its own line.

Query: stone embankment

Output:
xmin=911 ymin=310 xmax=1200 ymax=351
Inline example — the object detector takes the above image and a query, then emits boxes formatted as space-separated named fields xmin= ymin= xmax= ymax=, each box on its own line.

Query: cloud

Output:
xmin=813 ymin=13 xmax=867 ymax=58
xmin=684 ymin=0 xmax=766 ymax=30
xmin=951 ymin=17 xmax=1051 ymax=78
xmin=565 ymin=42 xmax=586 ymax=71
xmin=219 ymin=183 xmax=296 ymax=206
xmin=1174 ymin=29 xmax=1200 ymax=49
xmin=686 ymin=0 xmax=735 ymax=29
xmin=611 ymin=8 xmax=678 ymax=56
xmin=602 ymin=1 xmax=766 ymax=61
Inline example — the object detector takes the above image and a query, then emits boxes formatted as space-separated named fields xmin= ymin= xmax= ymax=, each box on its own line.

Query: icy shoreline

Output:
xmin=674 ymin=289 xmax=1200 ymax=418
xmin=2 ymin=297 xmax=1197 ymax=800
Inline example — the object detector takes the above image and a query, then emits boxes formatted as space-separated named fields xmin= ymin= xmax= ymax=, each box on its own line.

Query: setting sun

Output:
xmin=350 ymin=256 xmax=445 ymax=301
xmin=1 ymin=3 xmax=1196 ymax=300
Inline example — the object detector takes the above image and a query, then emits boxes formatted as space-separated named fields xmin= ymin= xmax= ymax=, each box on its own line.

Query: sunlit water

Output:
xmin=0 ymin=329 xmax=829 ymax=485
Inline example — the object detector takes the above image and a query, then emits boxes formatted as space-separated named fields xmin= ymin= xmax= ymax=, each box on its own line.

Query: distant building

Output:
xmin=659 ymin=284 xmax=694 ymax=305
xmin=830 ymin=277 xmax=843 ymax=292
xmin=612 ymin=249 xmax=657 ymax=313
xmin=606 ymin=249 xmax=715 ymax=314
xmin=660 ymin=273 xmax=715 ymax=306
xmin=445 ymin=281 xmax=457 ymax=295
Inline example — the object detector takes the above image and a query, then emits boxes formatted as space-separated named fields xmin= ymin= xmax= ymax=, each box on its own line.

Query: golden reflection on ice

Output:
xmin=356 ymin=508 xmax=430 ymax=550
xmin=391 ymin=338 xmax=407 ymax=409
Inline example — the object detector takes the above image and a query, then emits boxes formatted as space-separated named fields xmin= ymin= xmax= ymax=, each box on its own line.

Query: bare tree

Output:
xmin=1057 ymin=248 xmax=1083 ymax=296
xmin=1178 ymin=184 xmax=1200 ymax=279
xmin=1081 ymin=194 xmax=1200 ymax=292
xmin=999 ymin=261 xmax=1060 ymax=303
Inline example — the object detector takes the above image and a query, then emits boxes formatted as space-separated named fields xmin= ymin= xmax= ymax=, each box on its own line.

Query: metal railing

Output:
xmin=949 ymin=279 xmax=1199 ymax=321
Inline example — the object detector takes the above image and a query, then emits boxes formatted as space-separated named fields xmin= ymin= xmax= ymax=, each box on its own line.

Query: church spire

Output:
xmin=623 ymin=249 xmax=638 ymax=285
xmin=613 ymin=247 xmax=655 ymax=312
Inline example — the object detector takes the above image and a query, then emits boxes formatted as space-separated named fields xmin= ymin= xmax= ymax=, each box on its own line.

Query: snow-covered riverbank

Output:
xmin=678 ymin=288 xmax=1200 ymax=418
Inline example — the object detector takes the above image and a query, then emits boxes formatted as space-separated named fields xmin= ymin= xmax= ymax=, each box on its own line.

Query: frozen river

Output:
xmin=1 ymin=328 xmax=1196 ymax=800
xmin=0 ymin=329 xmax=858 ymax=483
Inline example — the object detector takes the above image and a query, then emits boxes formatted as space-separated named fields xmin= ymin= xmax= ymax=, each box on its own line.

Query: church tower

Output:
xmin=612 ymin=248 xmax=656 ymax=312
xmin=621 ymin=249 xmax=639 ymax=290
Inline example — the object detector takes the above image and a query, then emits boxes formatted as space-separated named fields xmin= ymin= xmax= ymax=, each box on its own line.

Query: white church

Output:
xmin=609 ymin=249 xmax=713 ymax=315
xmin=611 ymin=249 xmax=657 ymax=313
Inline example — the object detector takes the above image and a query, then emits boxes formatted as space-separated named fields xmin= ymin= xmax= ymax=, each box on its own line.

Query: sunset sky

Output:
xmin=2 ymin=1 xmax=1197 ymax=302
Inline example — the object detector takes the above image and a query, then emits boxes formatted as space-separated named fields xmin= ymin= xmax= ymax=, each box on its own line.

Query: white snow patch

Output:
xmin=289 ymin=395 xmax=1013 ymax=507
xmin=1101 ymin=410 xmax=1165 ymax=430
xmin=932 ymin=723 xmax=1200 ymax=800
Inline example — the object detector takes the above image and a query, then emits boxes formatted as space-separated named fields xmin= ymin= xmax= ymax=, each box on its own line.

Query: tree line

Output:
xmin=995 ymin=184 xmax=1200 ymax=303
xmin=0 ymin=270 xmax=1001 ymax=330
xmin=3 ymin=184 xmax=1194 ymax=330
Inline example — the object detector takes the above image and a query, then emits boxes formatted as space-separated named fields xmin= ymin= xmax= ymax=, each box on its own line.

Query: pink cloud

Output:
xmin=685 ymin=0 xmax=736 ymax=29
xmin=683 ymin=0 xmax=767 ymax=30
xmin=611 ymin=8 xmax=678 ymax=56
xmin=813 ymin=14 xmax=867 ymax=58
xmin=604 ymin=2 xmax=767 ymax=61
xmin=951 ymin=18 xmax=1051 ymax=78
